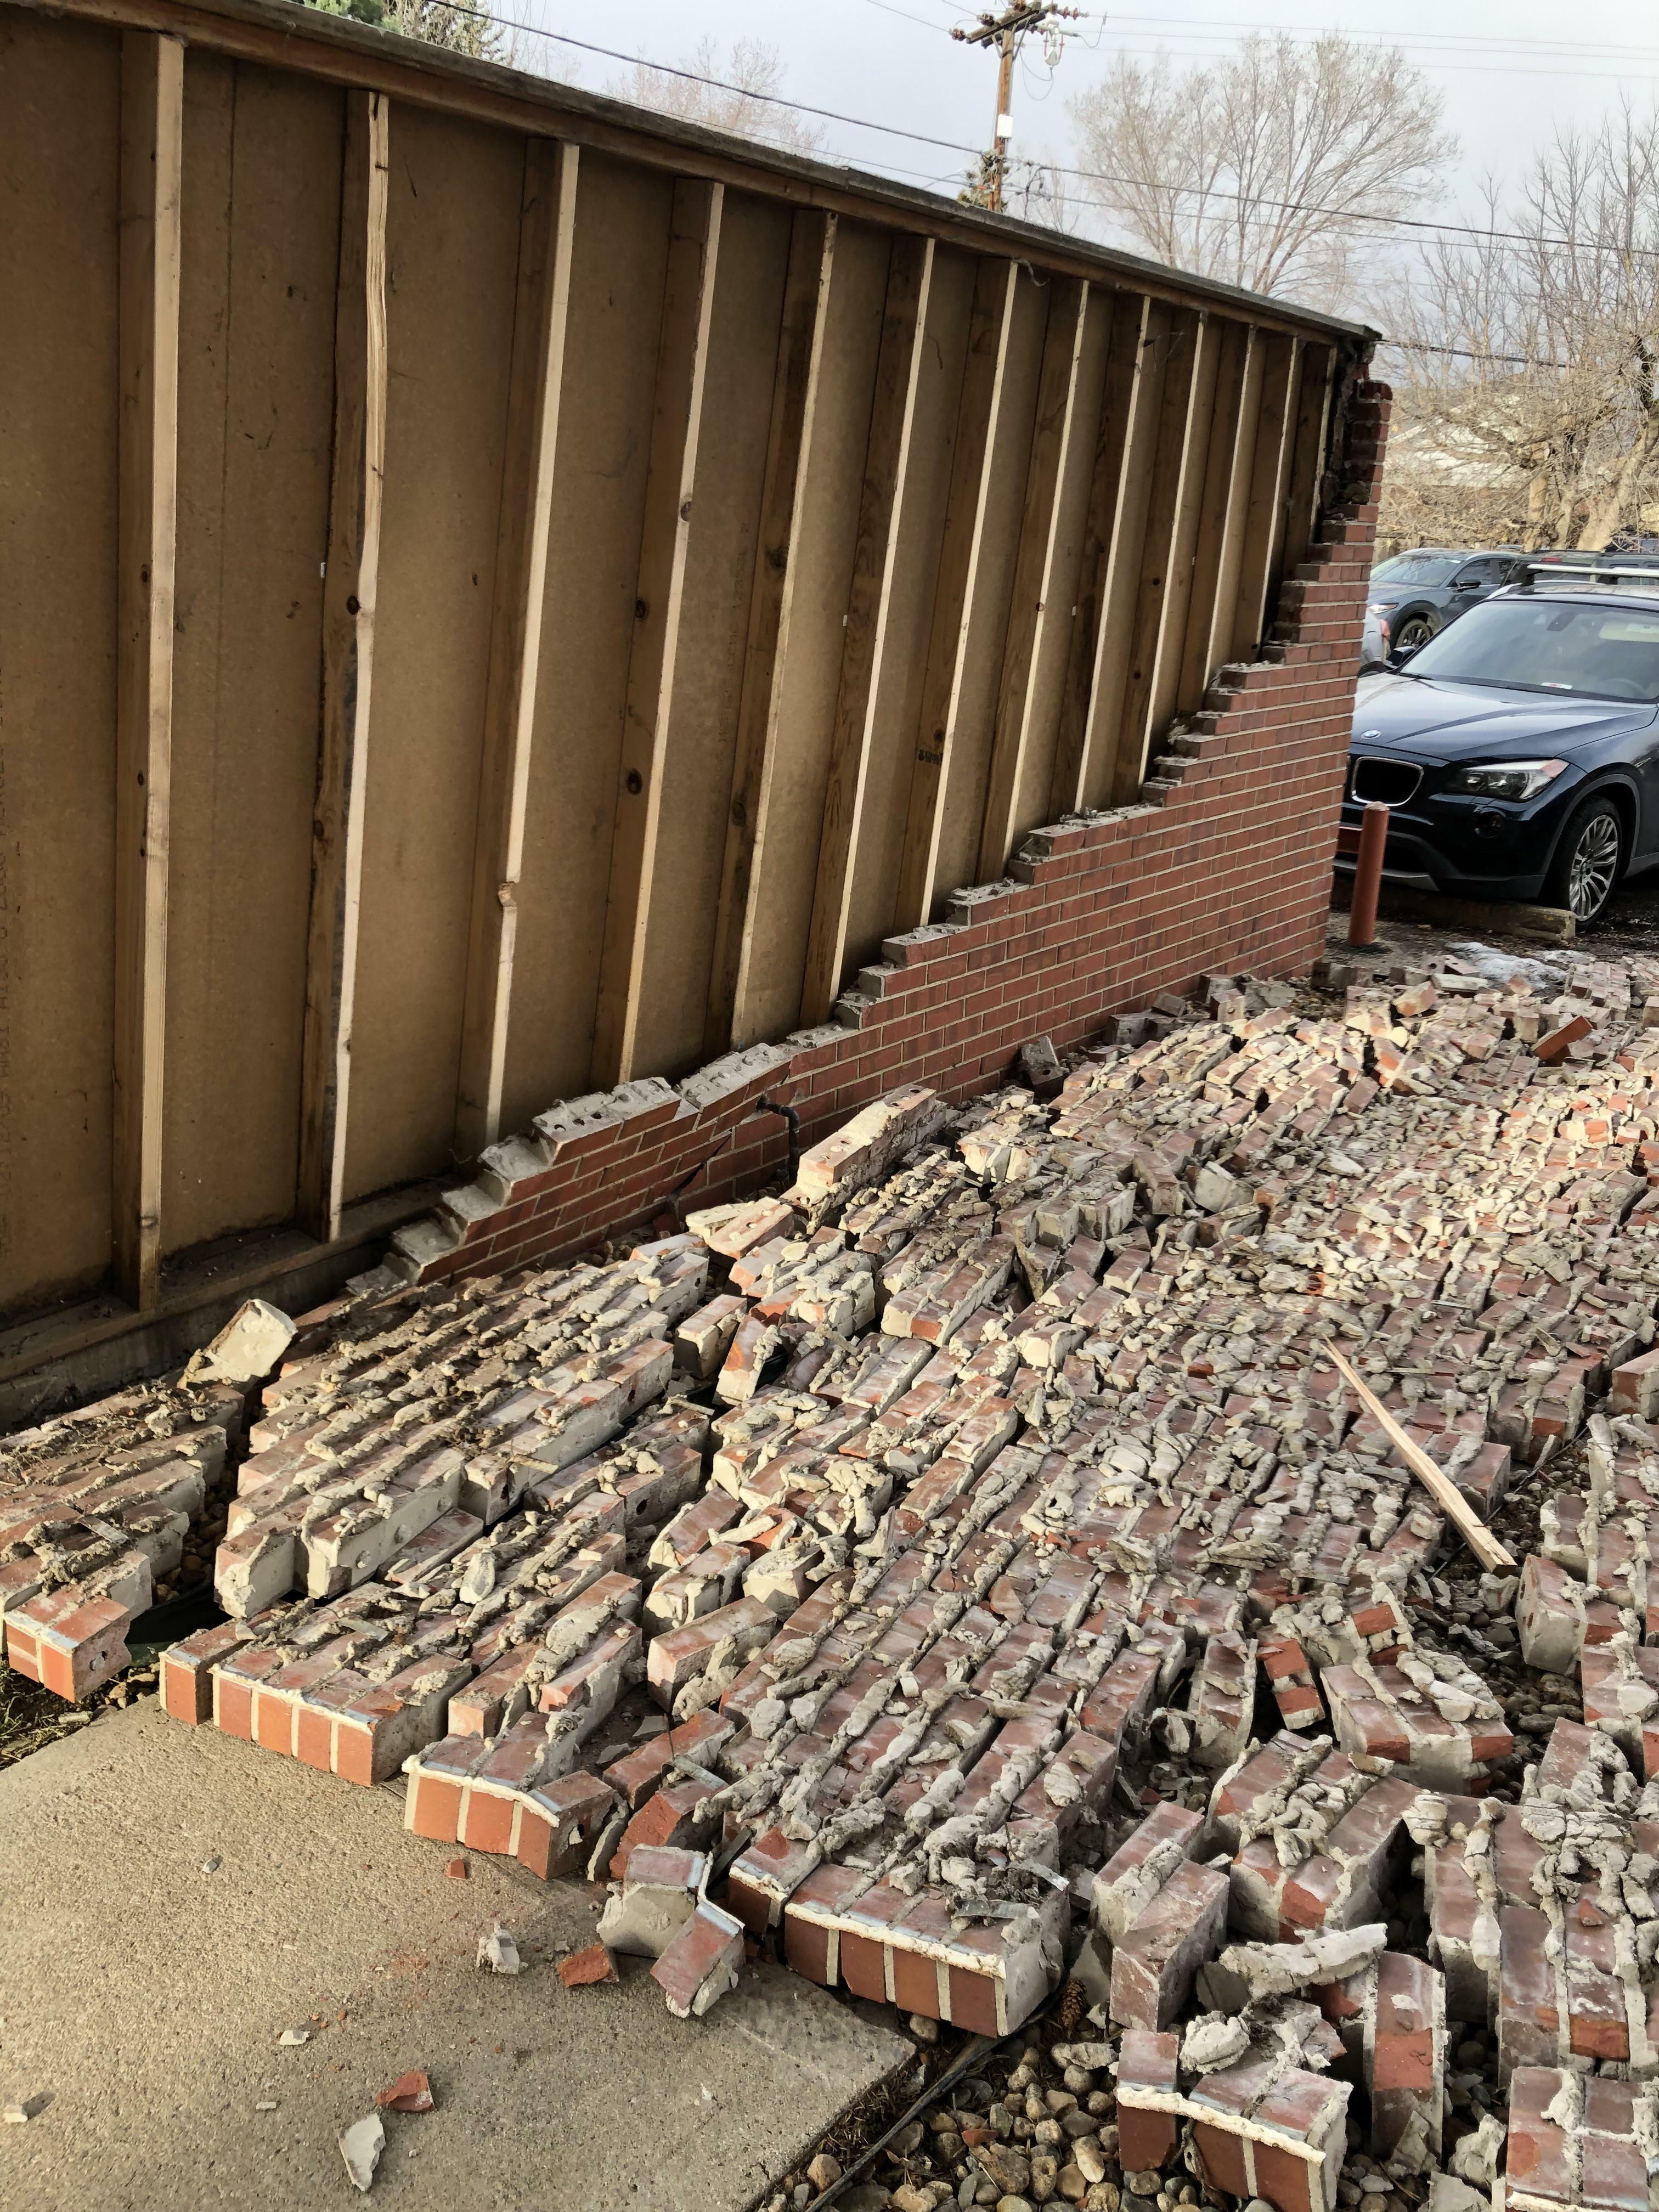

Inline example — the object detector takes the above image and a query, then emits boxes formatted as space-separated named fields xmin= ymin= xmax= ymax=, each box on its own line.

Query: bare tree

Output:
xmin=1390 ymin=110 xmax=1659 ymax=550
xmin=610 ymin=37 xmax=825 ymax=157
xmin=1065 ymin=33 xmax=1452 ymax=304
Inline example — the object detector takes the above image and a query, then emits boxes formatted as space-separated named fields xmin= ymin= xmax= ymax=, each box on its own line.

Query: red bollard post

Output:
xmin=1347 ymin=800 xmax=1389 ymax=949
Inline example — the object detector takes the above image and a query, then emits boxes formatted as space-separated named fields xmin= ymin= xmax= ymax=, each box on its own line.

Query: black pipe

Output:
xmin=758 ymin=1095 xmax=801 ymax=1184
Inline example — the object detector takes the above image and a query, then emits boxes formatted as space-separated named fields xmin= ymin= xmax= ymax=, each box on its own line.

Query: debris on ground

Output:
xmin=338 ymin=2111 xmax=385 ymax=2193
xmin=276 ymin=2025 xmax=311 ymax=2047
xmin=18 ymin=922 xmax=1659 ymax=2209
xmin=557 ymin=1942 xmax=619 ymax=1989
xmin=476 ymin=1923 xmax=521 ymax=1976
xmin=375 ymin=2070 xmax=433 ymax=2114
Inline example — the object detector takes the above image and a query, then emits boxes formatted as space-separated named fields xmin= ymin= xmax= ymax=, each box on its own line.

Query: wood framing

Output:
xmin=799 ymin=233 xmax=933 ymax=1026
xmin=1175 ymin=317 xmax=1252 ymax=715
xmin=1145 ymin=312 xmax=1221 ymax=743
xmin=706 ymin=208 xmax=837 ymax=1059
xmin=113 ymin=29 xmax=183 ymax=1311
xmin=297 ymin=88 xmax=389 ymax=1241
xmin=1228 ymin=329 xmax=1299 ymax=663
xmin=0 ymin=0 xmax=1374 ymax=1388
xmin=1102 ymin=306 xmax=1201 ymax=805
xmin=454 ymin=137 xmax=578 ymax=1161
xmin=977 ymin=276 xmax=1090 ymax=881
xmin=591 ymin=178 xmax=724 ymax=1086
xmin=892 ymin=257 xmax=1018 ymax=933
xmin=1277 ymin=337 xmax=1335 ymax=590
xmin=1073 ymin=300 xmax=1163 ymax=811
xmin=1049 ymin=296 xmax=1136 ymax=816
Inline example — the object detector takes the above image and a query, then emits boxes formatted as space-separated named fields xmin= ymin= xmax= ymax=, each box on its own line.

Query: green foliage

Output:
xmin=295 ymin=0 xmax=501 ymax=59
xmin=303 ymin=0 xmax=387 ymax=24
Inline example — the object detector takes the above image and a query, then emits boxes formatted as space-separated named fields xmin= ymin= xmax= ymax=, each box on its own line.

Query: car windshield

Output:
xmin=1399 ymin=596 xmax=1659 ymax=702
xmin=1371 ymin=554 xmax=1459 ymax=586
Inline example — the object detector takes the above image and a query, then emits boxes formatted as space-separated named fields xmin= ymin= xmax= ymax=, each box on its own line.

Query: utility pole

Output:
xmin=951 ymin=3 xmax=1082 ymax=214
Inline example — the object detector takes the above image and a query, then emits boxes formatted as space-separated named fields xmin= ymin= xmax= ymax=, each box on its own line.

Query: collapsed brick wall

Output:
xmin=387 ymin=383 xmax=1389 ymax=1295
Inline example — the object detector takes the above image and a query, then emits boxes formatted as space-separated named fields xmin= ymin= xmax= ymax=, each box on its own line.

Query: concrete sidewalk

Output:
xmin=0 ymin=1704 xmax=909 ymax=2212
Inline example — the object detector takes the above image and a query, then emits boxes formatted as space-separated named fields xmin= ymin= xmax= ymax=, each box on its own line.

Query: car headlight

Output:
xmin=1447 ymin=759 xmax=1568 ymax=801
xmin=1366 ymin=602 xmax=1394 ymax=615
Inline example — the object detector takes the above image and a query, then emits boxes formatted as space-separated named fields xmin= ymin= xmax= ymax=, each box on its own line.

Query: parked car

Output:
xmin=1339 ymin=568 xmax=1659 ymax=923
xmin=1361 ymin=547 xmax=1528 ymax=667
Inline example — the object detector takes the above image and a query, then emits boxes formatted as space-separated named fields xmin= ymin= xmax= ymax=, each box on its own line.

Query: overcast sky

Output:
xmin=493 ymin=0 xmax=1659 ymax=320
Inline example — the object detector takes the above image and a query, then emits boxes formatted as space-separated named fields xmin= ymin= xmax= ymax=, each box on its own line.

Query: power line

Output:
xmin=380 ymin=3 xmax=1659 ymax=272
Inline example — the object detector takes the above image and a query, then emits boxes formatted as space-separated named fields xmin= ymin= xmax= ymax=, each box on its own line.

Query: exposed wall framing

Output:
xmin=0 ymin=0 xmax=1373 ymax=1380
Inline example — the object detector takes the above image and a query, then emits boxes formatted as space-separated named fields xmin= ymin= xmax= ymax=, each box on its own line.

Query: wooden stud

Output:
xmin=1173 ymin=317 xmax=1252 ymax=716
xmin=1228 ymin=329 xmax=1298 ymax=663
xmin=1072 ymin=299 xmax=1164 ymax=811
xmin=799 ymin=233 xmax=933 ymax=1026
xmin=975 ymin=276 xmax=1088 ymax=883
xmin=1276 ymin=337 xmax=1335 ymax=590
xmin=592 ymin=178 xmax=723 ymax=1086
xmin=1048 ymin=295 xmax=1136 ymax=817
xmin=1199 ymin=325 xmax=1265 ymax=686
xmin=1145 ymin=311 xmax=1222 ymax=746
xmin=705 ymin=209 xmax=837 ymax=1060
xmin=113 ymin=30 xmax=183 ymax=1312
xmin=893 ymin=257 xmax=1018 ymax=933
xmin=297 ymin=88 xmax=390 ymax=1242
xmin=454 ymin=138 xmax=578 ymax=1163
xmin=1102 ymin=306 xmax=1201 ymax=806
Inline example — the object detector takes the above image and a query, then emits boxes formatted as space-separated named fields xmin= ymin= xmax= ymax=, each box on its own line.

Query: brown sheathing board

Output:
xmin=452 ymin=137 xmax=578 ymax=1165
xmin=0 ymin=15 xmax=121 ymax=1312
xmin=930 ymin=264 xmax=1047 ymax=905
xmin=842 ymin=240 xmax=977 ymax=979
xmin=498 ymin=151 xmax=673 ymax=1130
xmin=891 ymin=256 xmax=1016 ymax=938
xmin=703 ymin=207 xmax=839 ymax=1063
xmin=725 ymin=218 xmax=889 ymax=1049
xmin=342 ymin=103 xmax=521 ymax=1202
xmin=1007 ymin=283 xmax=1110 ymax=854
xmin=620 ymin=188 xmax=794 ymax=1084
xmin=165 ymin=54 xmax=342 ymax=1257
xmin=799 ymin=233 xmax=936 ymax=1029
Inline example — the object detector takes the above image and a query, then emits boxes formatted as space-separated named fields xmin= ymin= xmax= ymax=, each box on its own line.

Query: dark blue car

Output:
xmin=1339 ymin=571 xmax=1659 ymax=923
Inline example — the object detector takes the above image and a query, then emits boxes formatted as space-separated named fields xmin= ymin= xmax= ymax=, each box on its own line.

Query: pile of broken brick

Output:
xmin=10 ymin=946 xmax=1659 ymax=2212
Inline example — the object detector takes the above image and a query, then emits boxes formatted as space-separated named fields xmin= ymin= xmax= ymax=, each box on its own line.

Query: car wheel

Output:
xmin=1544 ymin=794 xmax=1626 ymax=923
xmin=1392 ymin=613 xmax=1435 ymax=651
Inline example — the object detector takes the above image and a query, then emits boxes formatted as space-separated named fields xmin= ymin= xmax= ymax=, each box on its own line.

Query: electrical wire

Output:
xmin=369 ymin=4 xmax=1659 ymax=275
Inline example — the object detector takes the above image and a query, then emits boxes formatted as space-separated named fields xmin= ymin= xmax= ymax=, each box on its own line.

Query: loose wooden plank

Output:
xmin=297 ymin=88 xmax=389 ymax=1242
xmin=454 ymin=137 xmax=578 ymax=1163
xmin=1173 ymin=316 xmax=1251 ymax=716
xmin=591 ymin=178 xmax=724 ymax=1086
xmin=975 ymin=276 xmax=1087 ymax=883
xmin=798 ymin=233 xmax=933 ymax=1027
xmin=1144 ymin=313 xmax=1222 ymax=743
xmin=1228 ymin=329 xmax=1297 ymax=663
xmin=113 ymin=30 xmax=183 ymax=1311
xmin=1320 ymin=1338 xmax=1516 ymax=1573
xmin=1048 ymin=295 xmax=1136 ymax=818
xmin=704 ymin=208 xmax=837 ymax=1060
xmin=891 ymin=257 xmax=1018 ymax=933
